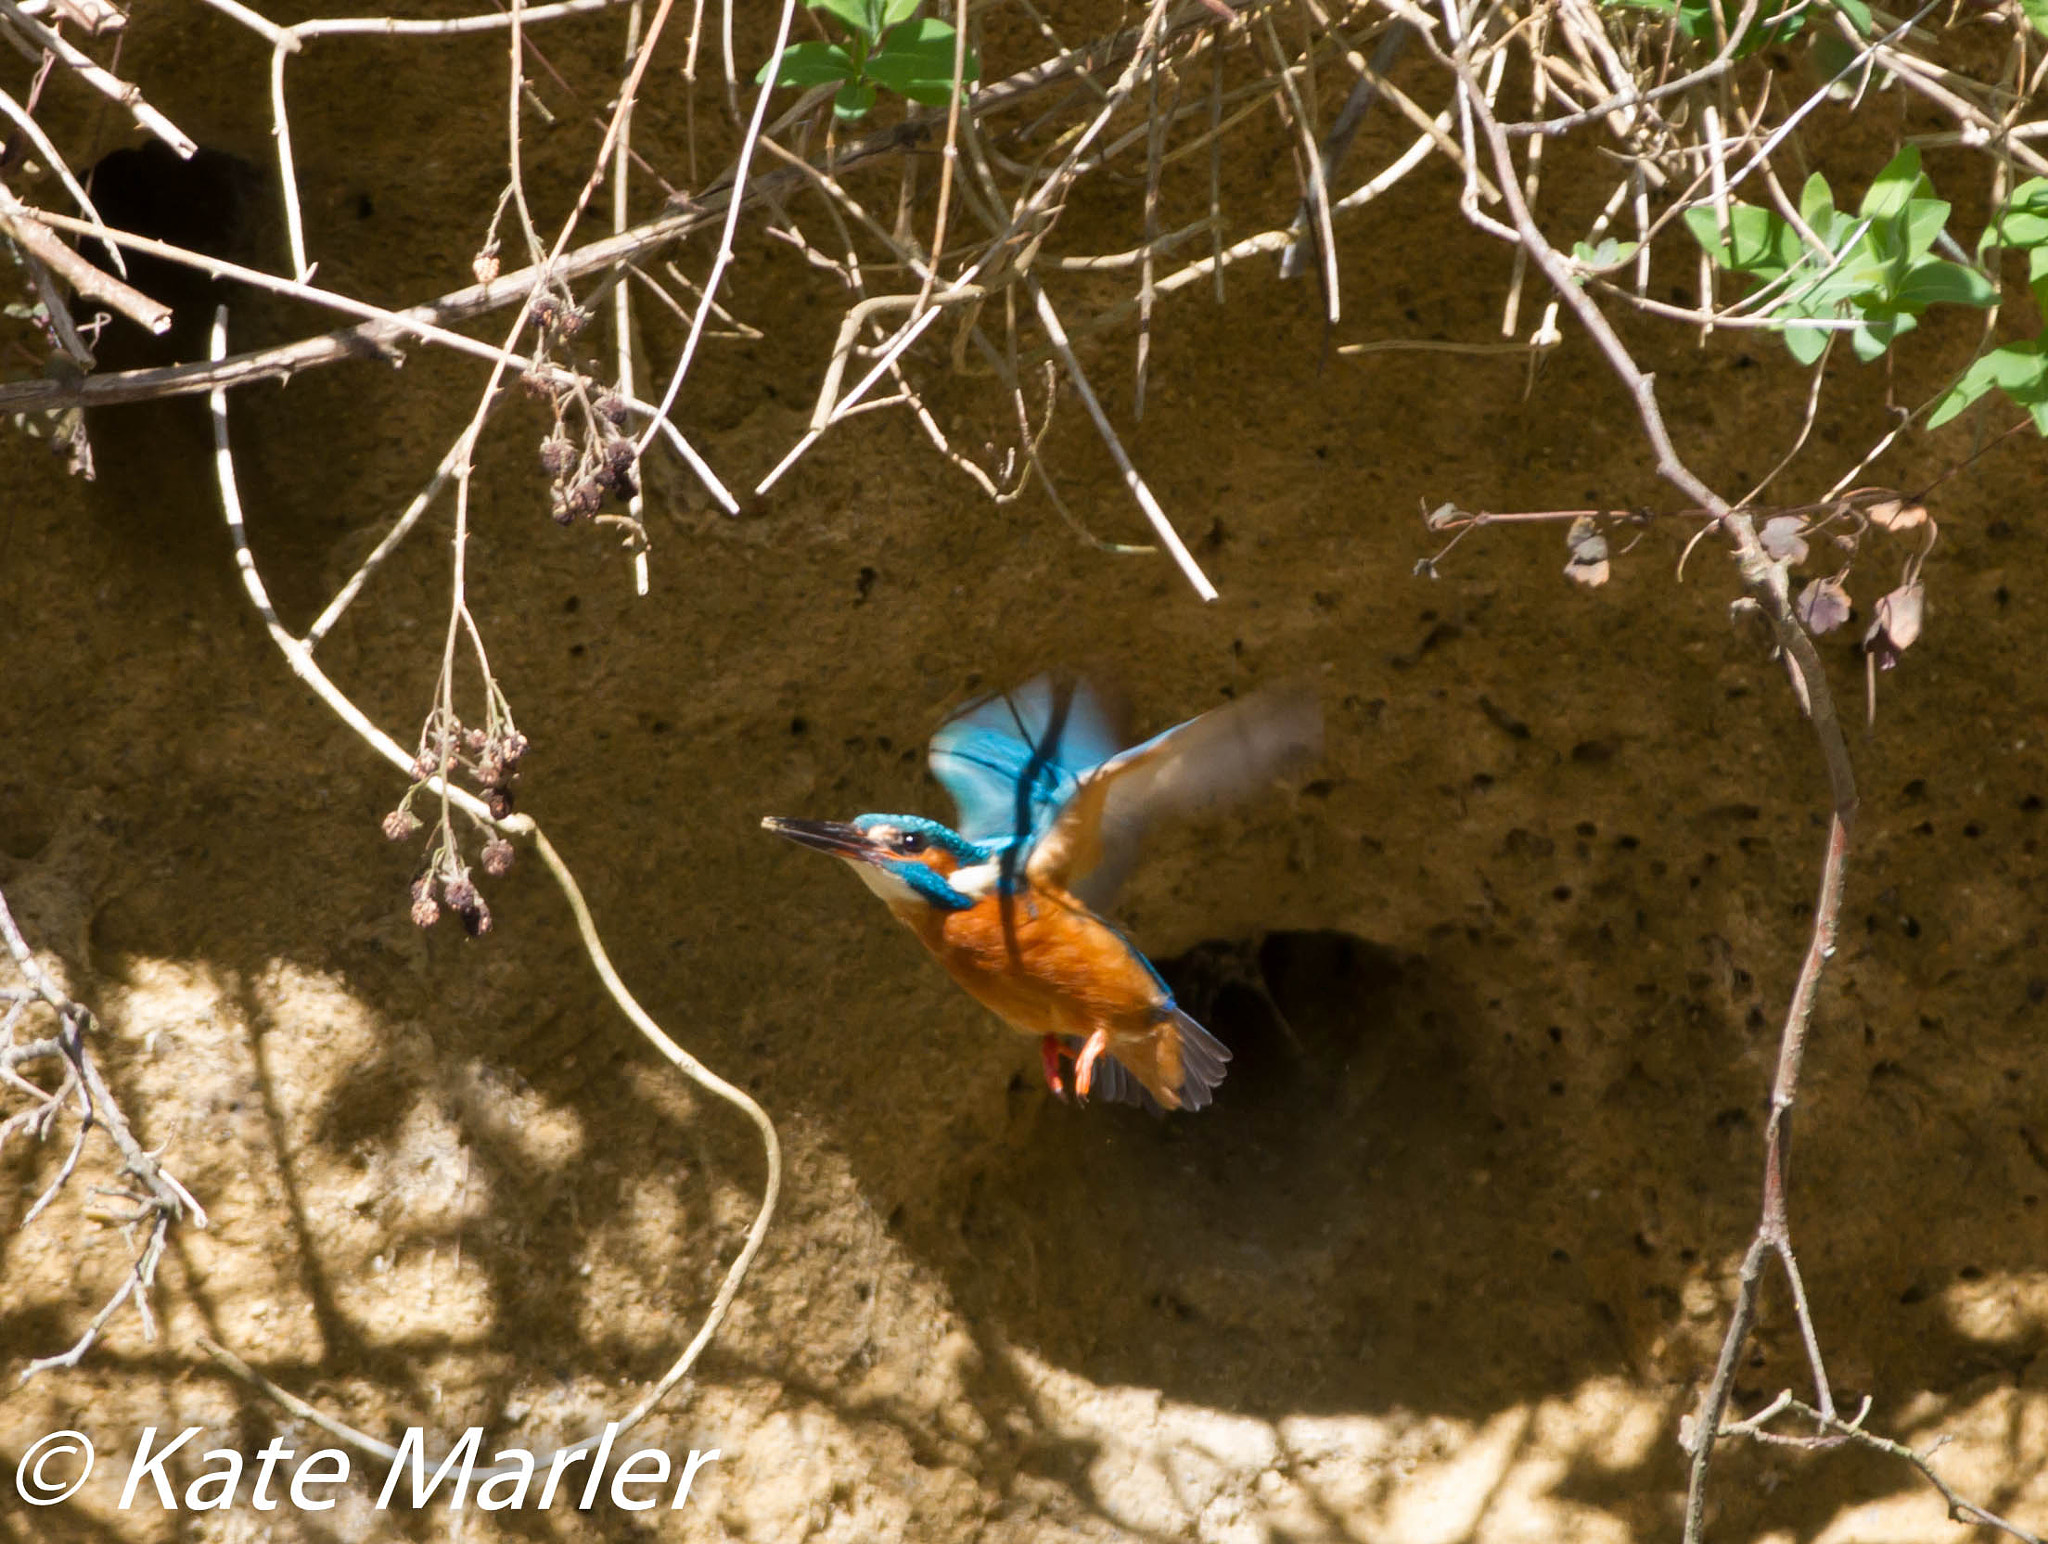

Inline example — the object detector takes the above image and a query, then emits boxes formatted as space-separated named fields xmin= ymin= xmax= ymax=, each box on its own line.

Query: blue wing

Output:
xmin=1025 ymin=686 xmax=1323 ymax=906
xmin=928 ymin=678 xmax=1125 ymax=850
xmin=931 ymin=677 xmax=1321 ymax=907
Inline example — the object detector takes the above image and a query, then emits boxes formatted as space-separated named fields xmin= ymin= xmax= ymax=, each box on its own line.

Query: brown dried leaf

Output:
xmin=1760 ymin=515 xmax=1810 ymax=564
xmin=1864 ymin=579 xmax=1925 ymax=669
xmin=1796 ymin=575 xmax=1852 ymax=635
xmin=1865 ymin=495 xmax=1928 ymax=532
xmin=1564 ymin=514 xmax=1610 ymax=589
xmin=1878 ymin=581 xmax=1924 ymax=649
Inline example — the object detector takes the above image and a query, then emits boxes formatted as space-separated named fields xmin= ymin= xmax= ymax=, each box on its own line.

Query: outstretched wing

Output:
xmin=928 ymin=677 xmax=1125 ymax=850
xmin=1025 ymin=686 xmax=1322 ymax=906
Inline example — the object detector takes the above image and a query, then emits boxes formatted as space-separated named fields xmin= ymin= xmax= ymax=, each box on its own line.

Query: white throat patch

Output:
xmin=850 ymin=862 xmax=927 ymax=908
xmin=946 ymin=861 xmax=1001 ymax=900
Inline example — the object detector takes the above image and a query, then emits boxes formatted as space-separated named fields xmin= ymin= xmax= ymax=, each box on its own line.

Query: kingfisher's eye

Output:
xmin=898 ymin=831 xmax=928 ymax=854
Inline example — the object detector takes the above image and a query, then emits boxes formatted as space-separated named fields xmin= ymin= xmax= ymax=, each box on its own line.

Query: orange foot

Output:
xmin=1072 ymin=1029 xmax=1109 ymax=1101
xmin=1039 ymin=1034 xmax=1067 ymax=1099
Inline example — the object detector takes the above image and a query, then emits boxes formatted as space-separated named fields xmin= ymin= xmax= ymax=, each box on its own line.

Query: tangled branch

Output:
xmin=0 ymin=884 xmax=207 ymax=1383
xmin=5 ymin=0 xmax=2046 ymax=1528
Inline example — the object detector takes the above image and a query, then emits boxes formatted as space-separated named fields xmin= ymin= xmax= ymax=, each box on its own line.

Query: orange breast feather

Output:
xmin=899 ymin=887 xmax=1196 ymax=1105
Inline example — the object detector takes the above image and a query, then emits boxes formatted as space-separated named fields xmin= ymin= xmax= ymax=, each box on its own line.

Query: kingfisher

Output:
xmin=763 ymin=677 xmax=1320 ymax=1111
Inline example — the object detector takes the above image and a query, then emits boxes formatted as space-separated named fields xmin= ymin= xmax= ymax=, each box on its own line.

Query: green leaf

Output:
xmin=1893 ymin=258 xmax=1998 ymax=309
xmin=759 ymin=39 xmax=857 ymax=86
xmin=1928 ymin=342 xmax=2048 ymax=427
xmin=891 ymin=73 xmax=981 ymax=107
xmin=1990 ymin=210 xmax=2048 ymax=251
xmin=2022 ymin=0 xmax=2048 ymax=36
xmin=1686 ymin=203 xmax=1804 ymax=277
xmin=832 ymin=78 xmax=878 ymax=118
xmin=1682 ymin=207 xmax=1728 ymax=266
xmin=1808 ymin=34 xmax=1865 ymax=99
xmin=1898 ymin=197 xmax=1950 ymax=263
xmin=1985 ymin=180 xmax=2048 ymax=253
xmin=1984 ymin=340 xmax=2048 ymax=388
xmin=1827 ymin=0 xmax=1872 ymax=33
xmin=2012 ymin=370 xmax=2048 ymax=411
xmin=810 ymin=0 xmax=881 ymax=39
xmin=1860 ymin=147 xmax=1929 ymax=220
xmin=1784 ymin=320 xmax=1832 ymax=365
xmin=1751 ymin=0 xmax=1807 ymax=47
xmin=1799 ymin=172 xmax=1836 ymax=235
xmin=1572 ymin=237 xmax=1639 ymax=269
xmin=1785 ymin=263 xmax=1874 ymax=316
xmin=1848 ymin=307 xmax=1914 ymax=361
xmin=879 ymin=16 xmax=958 ymax=44
xmin=2007 ymin=177 xmax=2048 ymax=216
xmin=866 ymin=18 xmax=979 ymax=101
xmin=877 ymin=0 xmax=920 ymax=26
xmin=1730 ymin=206 xmax=1805 ymax=275
xmin=1681 ymin=0 xmax=1806 ymax=54
xmin=875 ymin=16 xmax=974 ymax=61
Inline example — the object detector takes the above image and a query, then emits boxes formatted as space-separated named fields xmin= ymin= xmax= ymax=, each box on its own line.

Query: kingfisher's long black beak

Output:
xmin=761 ymin=816 xmax=886 ymax=863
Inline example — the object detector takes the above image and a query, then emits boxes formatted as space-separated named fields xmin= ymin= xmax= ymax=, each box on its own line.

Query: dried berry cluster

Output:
xmin=409 ymin=721 xmax=529 ymax=818
xmin=474 ymin=726 xmax=529 ymax=819
xmin=528 ymin=292 xmax=590 ymax=342
xmin=506 ymin=282 xmax=642 ymax=528
xmin=382 ymin=716 xmax=531 ymax=937
xmin=410 ymin=868 xmax=494 ymax=936
xmin=538 ymin=389 xmax=639 ymax=526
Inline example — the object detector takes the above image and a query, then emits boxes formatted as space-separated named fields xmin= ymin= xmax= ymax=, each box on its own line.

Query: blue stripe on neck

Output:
xmin=885 ymin=858 xmax=979 ymax=911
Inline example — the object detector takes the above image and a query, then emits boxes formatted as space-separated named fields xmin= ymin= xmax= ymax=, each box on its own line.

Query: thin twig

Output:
xmin=203 ymin=304 xmax=780 ymax=1468
xmin=1 ymin=884 xmax=204 ymax=1383
xmin=0 ymin=0 xmax=195 ymax=154
xmin=755 ymin=0 xmax=1182 ymax=500
xmin=0 ymin=177 xmax=167 ymax=334
xmin=632 ymin=0 xmax=796 ymax=459
xmin=1424 ymin=19 xmax=1861 ymax=1543
xmin=1719 ymin=1394 xmax=2045 ymax=1544
xmin=0 ymin=12 xmax=1260 ymax=415
xmin=1027 ymin=276 xmax=1217 ymax=601
xmin=0 ymin=82 xmax=125 ymax=273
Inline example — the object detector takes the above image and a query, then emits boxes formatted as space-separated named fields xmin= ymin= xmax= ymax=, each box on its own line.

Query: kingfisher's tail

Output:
xmin=1063 ymin=1005 xmax=1231 ymax=1112
xmin=1167 ymin=1007 xmax=1231 ymax=1111
xmin=1080 ymin=1049 xmax=1157 ymax=1110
